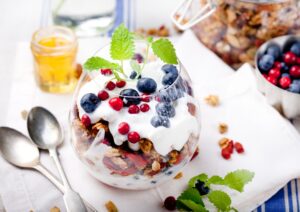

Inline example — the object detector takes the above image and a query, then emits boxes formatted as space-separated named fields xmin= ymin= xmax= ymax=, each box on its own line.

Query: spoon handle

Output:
xmin=34 ymin=164 xmax=97 ymax=212
xmin=49 ymin=148 xmax=87 ymax=212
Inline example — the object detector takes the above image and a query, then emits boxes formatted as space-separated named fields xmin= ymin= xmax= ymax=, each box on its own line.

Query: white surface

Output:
xmin=1 ymin=31 xmax=300 ymax=212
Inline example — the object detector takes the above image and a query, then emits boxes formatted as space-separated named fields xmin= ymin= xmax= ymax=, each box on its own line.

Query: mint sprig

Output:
xmin=176 ymin=169 xmax=254 ymax=212
xmin=83 ymin=24 xmax=178 ymax=80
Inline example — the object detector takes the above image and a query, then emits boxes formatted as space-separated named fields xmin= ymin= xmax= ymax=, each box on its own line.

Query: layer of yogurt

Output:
xmin=77 ymin=47 xmax=199 ymax=156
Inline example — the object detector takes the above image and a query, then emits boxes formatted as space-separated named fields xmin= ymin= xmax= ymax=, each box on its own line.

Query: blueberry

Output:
xmin=293 ymin=80 xmax=300 ymax=85
xmin=290 ymin=42 xmax=300 ymax=56
xmin=151 ymin=116 xmax=170 ymax=128
xmin=195 ymin=180 xmax=210 ymax=195
xmin=265 ymin=44 xmax=281 ymax=59
xmin=288 ymin=83 xmax=300 ymax=93
xmin=80 ymin=93 xmax=100 ymax=113
xmin=282 ymin=73 xmax=290 ymax=78
xmin=119 ymin=89 xmax=141 ymax=107
xmin=281 ymin=62 xmax=289 ymax=72
xmin=137 ymin=78 xmax=157 ymax=94
xmin=129 ymin=71 xmax=137 ymax=79
xmin=258 ymin=55 xmax=274 ymax=72
xmin=161 ymin=64 xmax=179 ymax=75
xmin=162 ymin=73 xmax=178 ymax=86
xmin=155 ymin=103 xmax=175 ymax=118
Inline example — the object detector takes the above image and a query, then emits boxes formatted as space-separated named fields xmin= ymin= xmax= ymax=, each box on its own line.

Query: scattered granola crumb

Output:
xmin=105 ymin=201 xmax=118 ymax=212
xmin=219 ymin=123 xmax=228 ymax=134
xmin=218 ymin=137 xmax=230 ymax=149
xmin=135 ymin=25 xmax=170 ymax=37
xmin=205 ymin=95 xmax=220 ymax=106
xmin=50 ymin=207 xmax=60 ymax=212
xmin=174 ymin=172 xmax=183 ymax=179
xmin=21 ymin=110 xmax=28 ymax=120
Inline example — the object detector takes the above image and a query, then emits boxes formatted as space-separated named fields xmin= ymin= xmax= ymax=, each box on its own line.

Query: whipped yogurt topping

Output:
xmin=77 ymin=48 xmax=199 ymax=156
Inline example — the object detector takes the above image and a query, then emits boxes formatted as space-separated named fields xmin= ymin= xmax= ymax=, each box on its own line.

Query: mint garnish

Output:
xmin=83 ymin=24 xmax=178 ymax=81
xmin=176 ymin=169 xmax=254 ymax=212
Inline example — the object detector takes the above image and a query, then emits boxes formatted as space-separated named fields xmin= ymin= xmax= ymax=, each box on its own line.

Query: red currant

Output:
xmin=221 ymin=148 xmax=231 ymax=160
xmin=284 ymin=51 xmax=297 ymax=65
xmin=227 ymin=140 xmax=234 ymax=154
xmin=116 ymin=80 xmax=126 ymax=88
xmin=98 ymin=90 xmax=109 ymax=100
xmin=268 ymin=68 xmax=281 ymax=79
xmin=118 ymin=122 xmax=130 ymax=135
xmin=296 ymin=57 xmax=300 ymax=65
xmin=266 ymin=76 xmax=277 ymax=85
xmin=279 ymin=77 xmax=291 ymax=89
xmin=273 ymin=61 xmax=282 ymax=69
xmin=81 ymin=114 xmax=91 ymax=128
xmin=100 ymin=69 xmax=112 ymax=75
xmin=127 ymin=131 xmax=140 ymax=143
xmin=164 ymin=196 xmax=176 ymax=211
xmin=109 ymin=97 xmax=123 ymax=111
xmin=106 ymin=81 xmax=116 ymax=90
xmin=140 ymin=103 xmax=150 ymax=112
xmin=141 ymin=94 xmax=150 ymax=102
xmin=290 ymin=65 xmax=300 ymax=78
xmin=128 ymin=105 xmax=140 ymax=114
xmin=234 ymin=142 xmax=244 ymax=153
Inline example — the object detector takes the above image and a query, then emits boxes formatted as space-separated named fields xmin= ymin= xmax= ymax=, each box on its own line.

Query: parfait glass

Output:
xmin=69 ymin=42 xmax=201 ymax=190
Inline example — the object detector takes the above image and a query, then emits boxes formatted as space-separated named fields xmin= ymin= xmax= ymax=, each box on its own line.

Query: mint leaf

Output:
xmin=130 ymin=60 xmax=141 ymax=74
xmin=110 ymin=23 xmax=134 ymax=60
xmin=147 ymin=36 xmax=153 ymax=43
xmin=208 ymin=190 xmax=231 ymax=212
xmin=188 ymin=174 xmax=208 ymax=188
xmin=223 ymin=169 xmax=255 ymax=192
xmin=177 ymin=187 xmax=204 ymax=206
xmin=83 ymin=57 xmax=119 ymax=71
xmin=151 ymin=38 xmax=178 ymax=64
xmin=178 ymin=200 xmax=208 ymax=212
xmin=207 ymin=176 xmax=224 ymax=186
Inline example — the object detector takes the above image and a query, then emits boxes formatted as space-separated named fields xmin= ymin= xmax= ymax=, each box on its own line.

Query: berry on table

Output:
xmin=98 ymin=90 xmax=109 ymax=100
xmin=163 ymin=196 xmax=176 ymax=211
xmin=80 ymin=93 xmax=100 ymax=113
xmin=156 ymin=103 xmax=175 ymax=118
xmin=265 ymin=44 xmax=281 ymax=59
xmin=100 ymin=69 xmax=112 ymax=75
xmin=279 ymin=76 xmax=291 ymax=89
xmin=120 ymin=89 xmax=141 ymax=106
xmin=81 ymin=114 xmax=91 ymax=128
xmin=116 ymin=80 xmax=126 ymax=88
xmin=106 ymin=81 xmax=116 ymax=90
xmin=118 ymin=122 xmax=130 ymax=135
xmin=258 ymin=55 xmax=274 ymax=72
xmin=221 ymin=147 xmax=231 ymax=160
xmin=266 ymin=76 xmax=277 ymax=85
xmin=140 ymin=103 xmax=150 ymax=112
xmin=195 ymin=180 xmax=210 ymax=195
xmin=127 ymin=131 xmax=140 ymax=143
xmin=268 ymin=68 xmax=281 ymax=79
xmin=128 ymin=105 xmax=140 ymax=114
xmin=109 ymin=97 xmax=123 ymax=111
xmin=137 ymin=78 xmax=157 ymax=94
xmin=283 ymin=51 xmax=297 ymax=65
xmin=151 ymin=116 xmax=170 ymax=128
xmin=289 ymin=65 xmax=300 ymax=78
xmin=234 ymin=142 xmax=244 ymax=153
xmin=129 ymin=71 xmax=137 ymax=79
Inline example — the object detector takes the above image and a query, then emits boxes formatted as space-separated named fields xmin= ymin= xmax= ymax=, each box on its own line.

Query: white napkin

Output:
xmin=1 ymin=31 xmax=300 ymax=212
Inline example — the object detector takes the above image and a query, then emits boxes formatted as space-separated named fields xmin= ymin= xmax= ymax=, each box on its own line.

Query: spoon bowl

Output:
xmin=0 ymin=127 xmax=39 ymax=168
xmin=27 ymin=107 xmax=63 ymax=149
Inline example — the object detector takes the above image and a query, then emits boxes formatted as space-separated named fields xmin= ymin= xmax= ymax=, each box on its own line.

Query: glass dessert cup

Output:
xmin=70 ymin=43 xmax=201 ymax=190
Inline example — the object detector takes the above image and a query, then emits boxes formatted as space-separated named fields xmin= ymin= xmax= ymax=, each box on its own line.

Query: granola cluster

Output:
xmin=192 ymin=0 xmax=300 ymax=69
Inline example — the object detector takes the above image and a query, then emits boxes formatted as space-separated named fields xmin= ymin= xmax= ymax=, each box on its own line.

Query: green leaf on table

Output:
xmin=147 ymin=36 xmax=153 ymax=43
xmin=83 ymin=57 xmax=119 ymax=71
xmin=178 ymin=200 xmax=208 ymax=212
xmin=208 ymin=190 xmax=231 ymax=212
xmin=188 ymin=173 xmax=208 ymax=188
xmin=223 ymin=169 xmax=255 ymax=192
xmin=207 ymin=176 xmax=225 ymax=186
xmin=177 ymin=187 xmax=206 ymax=211
xmin=151 ymin=38 xmax=178 ymax=64
xmin=110 ymin=23 xmax=135 ymax=60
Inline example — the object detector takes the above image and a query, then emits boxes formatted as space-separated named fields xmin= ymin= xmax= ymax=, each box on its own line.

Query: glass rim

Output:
xmin=31 ymin=25 xmax=78 ymax=51
xmin=83 ymin=41 xmax=186 ymax=99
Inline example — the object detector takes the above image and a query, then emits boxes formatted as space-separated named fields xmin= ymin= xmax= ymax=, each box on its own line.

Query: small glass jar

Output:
xmin=31 ymin=26 xmax=78 ymax=93
xmin=173 ymin=0 xmax=300 ymax=69
xmin=69 ymin=41 xmax=201 ymax=190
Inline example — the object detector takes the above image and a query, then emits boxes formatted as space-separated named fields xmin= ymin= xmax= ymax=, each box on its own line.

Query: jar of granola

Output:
xmin=172 ymin=0 xmax=300 ymax=69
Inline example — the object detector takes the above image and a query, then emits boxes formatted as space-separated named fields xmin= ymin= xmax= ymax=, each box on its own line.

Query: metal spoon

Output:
xmin=0 ymin=127 xmax=96 ymax=212
xmin=27 ymin=107 xmax=87 ymax=212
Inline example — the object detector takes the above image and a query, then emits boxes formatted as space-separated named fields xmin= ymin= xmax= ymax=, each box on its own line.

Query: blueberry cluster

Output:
xmin=257 ymin=40 xmax=300 ymax=94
